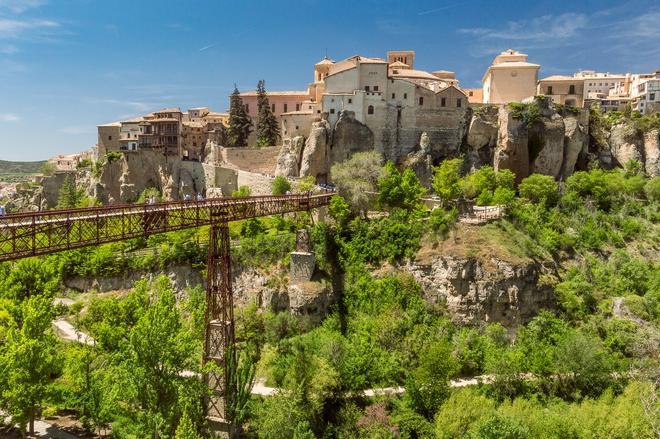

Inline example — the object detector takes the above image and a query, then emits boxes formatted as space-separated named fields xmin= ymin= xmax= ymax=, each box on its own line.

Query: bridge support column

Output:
xmin=204 ymin=221 xmax=236 ymax=438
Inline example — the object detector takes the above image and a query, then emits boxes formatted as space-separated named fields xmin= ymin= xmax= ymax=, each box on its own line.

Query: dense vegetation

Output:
xmin=0 ymin=154 xmax=658 ymax=437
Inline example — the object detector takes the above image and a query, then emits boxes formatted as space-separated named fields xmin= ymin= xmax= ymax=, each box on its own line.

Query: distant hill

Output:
xmin=0 ymin=159 xmax=46 ymax=175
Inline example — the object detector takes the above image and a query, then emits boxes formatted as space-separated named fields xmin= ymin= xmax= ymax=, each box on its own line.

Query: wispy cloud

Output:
xmin=198 ymin=42 xmax=217 ymax=52
xmin=0 ymin=17 xmax=59 ymax=39
xmin=418 ymin=1 xmax=469 ymax=16
xmin=459 ymin=13 xmax=588 ymax=43
xmin=0 ymin=113 xmax=20 ymax=122
xmin=0 ymin=0 xmax=45 ymax=14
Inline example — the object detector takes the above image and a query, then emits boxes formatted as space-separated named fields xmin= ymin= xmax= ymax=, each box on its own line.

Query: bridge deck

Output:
xmin=0 ymin=193 xmax=332 ymax=262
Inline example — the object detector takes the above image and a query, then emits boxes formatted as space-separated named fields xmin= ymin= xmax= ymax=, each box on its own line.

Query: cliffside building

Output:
xmin=482 ymin=49 xmax=540 ymax=104
xmin=97 ymin=107 xmax=228 ymax=161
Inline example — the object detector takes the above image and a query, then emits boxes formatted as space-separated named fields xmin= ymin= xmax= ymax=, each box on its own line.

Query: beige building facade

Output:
xmin=537 ymin=76 xmax=585 ymax=107
xmin=482 ymin=49 xmax=540 ymax=104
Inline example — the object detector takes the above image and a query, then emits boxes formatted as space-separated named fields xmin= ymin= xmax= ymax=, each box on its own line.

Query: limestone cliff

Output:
xmin=404 ymin=225 xmax=556 ymax=326
xmin=95 ymin=150 xmax=213 ymax=203
xmin=493 ymin=107 xmax=530 ymax=181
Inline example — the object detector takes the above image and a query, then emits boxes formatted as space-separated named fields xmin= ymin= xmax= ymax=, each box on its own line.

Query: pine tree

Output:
xmin=57 ymin=175 xmax=81 ymax=208
xmin=227 ymin=85 xmax=253 ymax=147
xmin=255 ymin=80 xmax=280 ymax=147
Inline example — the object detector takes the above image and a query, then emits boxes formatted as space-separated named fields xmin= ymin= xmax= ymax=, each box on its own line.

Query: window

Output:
xmin=547 ymin=86 xmax=553 ymax=94
xmin=419 ymin=97 xmax=424 ymax=106
xmin=367 ymin=105 xmax=374 ymax=115
xmin=651 ymin=93 xmax=656 ymax=101
xmin=271 ymin=103 xmax=275 ymax=112
xmin=284 ymin=103 xmax=288 ymax=112
xmin=365 ymin=86 xmax=370 ymax=92
xmin=108 ymin=135 xmax=112 ymax=140
xmin=441 ymin=97 xmax=446 ymax=107
xmin=457 ymin=98 xmax=462 ymax=108
xmin=309 ymin=105 xmax=312 ymax=110
xmin=296 ymin=103 xmax=300 ymax=111
xmin=330 ymin=108 xmax=335 ymax=114
xmin=403 ymin=93 xmax=407 ymax=99
xmin=392 ymin=93 xmax=396 ymax=99
xmin=374 ymin=85 xmax=379 ymax=92
xmin=569 ymin=85 xmax=576 ymax=95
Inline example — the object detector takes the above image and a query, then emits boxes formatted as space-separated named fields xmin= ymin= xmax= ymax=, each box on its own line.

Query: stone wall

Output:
xmin=218 ymin=146 xmax=279 ymax=174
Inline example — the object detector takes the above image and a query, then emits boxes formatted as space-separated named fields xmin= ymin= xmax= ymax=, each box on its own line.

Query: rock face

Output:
xmin=529 ymin=114 xmax=565 ymax=178
xmin=64 ymin=264 xmax=205 ymax=295
xmin=275 ymin=136 xmax=305 ymax=177
xmin=405 ymin=132 xmax=434 ymax=187
xmin=494 ymin=107 xmax=529 ymax=181
xmin=300 ymin=120 xmax=331 ymax=181
xmin=329 ymin=110 xmax=375 ymax=164
xmin=643 ymin=129 xmax=660 ymax=177
xmin=466 ymin=106 xmax=499 ymax=169
xmin=95 ymin=150 xmax=211 ymax=203
xmin=609 ymin=122 xmax=644 ymax=167
xmin=560 ymin=112 xmax=589 ymax=179
xmin=405 ymin=256 xmax=555 ymax=326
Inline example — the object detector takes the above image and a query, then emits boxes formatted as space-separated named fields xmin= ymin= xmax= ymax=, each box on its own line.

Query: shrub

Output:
xmin=232 ymin=185 xmax=251 ymax=197
xmin=271 ymin=176 xmax=291 ymax=195
xmin=518 ymin=174 xmax=558 ymax=206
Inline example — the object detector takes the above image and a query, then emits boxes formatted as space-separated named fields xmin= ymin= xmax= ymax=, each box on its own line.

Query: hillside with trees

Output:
xmin=0 ymin=152 xmax=658 ymax=437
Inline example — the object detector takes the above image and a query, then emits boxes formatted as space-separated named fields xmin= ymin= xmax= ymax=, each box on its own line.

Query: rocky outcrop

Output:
xmin=300 ymin=120 xmax=331 ymax=180
xmin=405 ymin=255 xmax=555 ymax=327
xmin=329 ymin=110 xmax=374 ymax=163
xmin=494 ymin=107 xmax=529 ymax=181
xmin=609 ymin=122 xmax=644 ymax=167
xmin=404 ymin=132 xmax=434 ymax=187
xmin=275 ymin=136 xmax=305 ymax=177
xmin=643 ymin=129 xmax=660 ymax=177
xmin=466 ymin=106 xmax=499 ymax=169
xmin=95 ymin=150 xmax=210 ymax=203
xmin=529 ymin=114 xmax=565 ymax=178
xmin=560 ymin=112 xmax=589 ymax=179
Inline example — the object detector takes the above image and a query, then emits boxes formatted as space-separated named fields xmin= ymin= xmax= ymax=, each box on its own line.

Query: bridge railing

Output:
xmin=0 ymin=193 xmax=333 ymax=262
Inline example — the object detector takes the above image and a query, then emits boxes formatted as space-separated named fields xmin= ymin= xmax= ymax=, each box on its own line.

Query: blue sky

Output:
xmin=0 ymin=0 xmax=659 ymax=161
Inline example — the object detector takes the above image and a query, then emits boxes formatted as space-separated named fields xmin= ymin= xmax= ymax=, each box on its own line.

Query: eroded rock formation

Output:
xmin=406 ymin=255 xmax=555 ymax=326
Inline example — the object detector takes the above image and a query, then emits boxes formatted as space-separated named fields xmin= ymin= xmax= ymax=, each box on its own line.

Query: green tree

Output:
xmin=405 ymin=341 xmax=458 ymax=420
xmin=174 ymin=410 xmax=202 ymax=439
xmin=0 ymin=295 xmax=58 ymax=436
xmin=518 ymin=173 xmax=559 ymax=206
xmin=227 ymin=85 xmax=253 ymax=147
xmin=118 ymin=277 xmax=193 ymax=436
xmin=255 ymin=80 xmax=280 ymax=147
xmin=433 ymin=158 xmax=463 ymax=204
xmin=57 ymin=175 xmax=83 ymax=208
xmin=329 ymin=195 xmax=351 ymax=227
xmin=241 ymin=218 xmax=265 ymax=238
xmin=61 ymin=345 xmax=114 ymax=435
xmin=330 ymin=151 xmax=384 ymax=217
xmin=378 ymin=161 xmax=426 ymax=211
xmin=272 ymin=175 xmax=292 ymax=195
